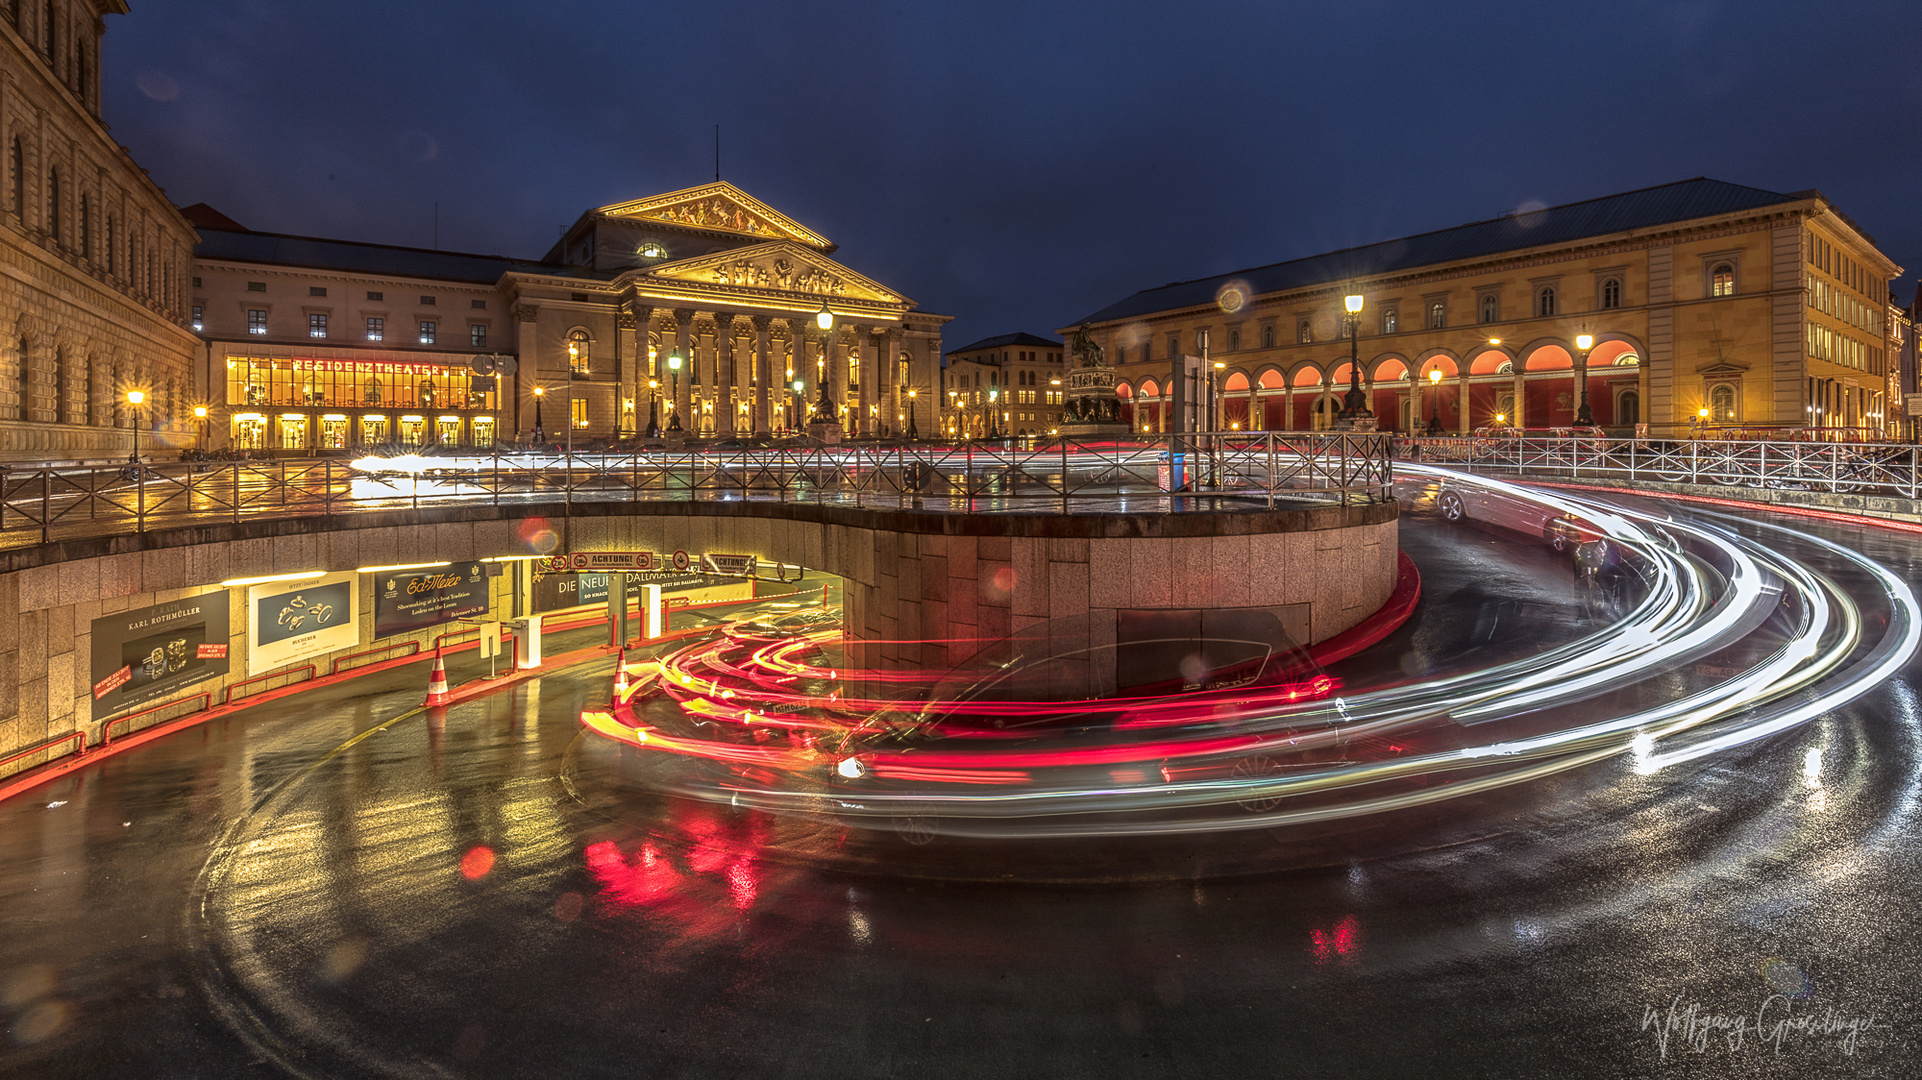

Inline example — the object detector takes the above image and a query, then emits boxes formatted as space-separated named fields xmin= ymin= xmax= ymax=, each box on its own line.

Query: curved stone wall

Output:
xmin=0 ymin=498 xmax=1398 ymax=776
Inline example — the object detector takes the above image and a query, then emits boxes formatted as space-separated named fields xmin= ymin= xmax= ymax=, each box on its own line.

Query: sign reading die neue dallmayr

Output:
xmin=90 ymin=591 xmax=231 ymax=721
xmin=248 ymin=572 xmax=359 ymax=675
xmin=373 ymin=563 xmax=488 ymax=637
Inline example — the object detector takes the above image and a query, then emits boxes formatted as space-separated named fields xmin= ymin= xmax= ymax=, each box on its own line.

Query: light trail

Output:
xmin=577 ymin=469 xmax=1919 ymax=839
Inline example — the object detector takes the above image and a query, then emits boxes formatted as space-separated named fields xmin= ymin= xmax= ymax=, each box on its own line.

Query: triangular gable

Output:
xmin=596 ymin=182 xmax=831 ymax=249
xmin=640 ymin=241 xmax=909 ymax=306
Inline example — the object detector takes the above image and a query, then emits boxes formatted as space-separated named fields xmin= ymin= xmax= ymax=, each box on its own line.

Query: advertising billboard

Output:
xmin=90 ymin=591 xmax=231 ymax=721
xmin=248 ymin=572 xmax=360 ymax=675
xmin=532 ymin=571 xmax=717 ymax=614
xmin=373 ymin=563 xmax=489 ymax=637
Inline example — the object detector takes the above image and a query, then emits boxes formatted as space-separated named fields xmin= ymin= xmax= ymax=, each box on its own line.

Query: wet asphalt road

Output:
xmin=0 ymin=493 xmax=1917 ymax=1079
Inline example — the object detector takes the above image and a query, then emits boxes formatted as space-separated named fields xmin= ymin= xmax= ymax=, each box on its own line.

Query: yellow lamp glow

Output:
xmin=815 ymin=302 xmax=834 ymax=331
xmin=1575 ymin=333 xmax=1595 ymax=352
xmin=126 ymin=390 xmax=144 ymax=405
xmin=193 ymin=405 xmax=208 ymax=418
xmin=1429 ymin=369 xmax=1442 ymax=384
xmin=1344 ymin=294 xmax=1364 ymax=313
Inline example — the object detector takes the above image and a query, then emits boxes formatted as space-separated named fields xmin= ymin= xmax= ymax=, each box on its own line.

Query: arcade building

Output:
xmin=1069 ymin=179 xmax=1903 ymax=438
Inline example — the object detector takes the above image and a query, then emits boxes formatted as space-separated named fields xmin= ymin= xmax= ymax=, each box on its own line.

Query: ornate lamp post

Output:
xmin=987 ymin=388 xmax=1000 ymax=439
xmin=126 ymin=389 xmax=145 ymax=465
xmin=531 ymin=385 xmax=545 ymax=445
xmin=667 ymin=352 xmax=683 ymax=432
xmin=1427 ymin=368 xmax=1443 ymax=434
xmin=1336 ymin=293 xmax=1372 ymax=421
xmin=906 ymin=387 xmax=919 ymax=439
xmin=193 ymin=404 xmax=209 ymax=449
xmin=645 ymin=378 xmax=660 ymax=439
xmin=792 ymin=378 xmax=805 ymax=432
xmin=809 ymin=301 xmax=836 ymax=424
xmin=1573 ymin=330 xmax=1596 ymax=426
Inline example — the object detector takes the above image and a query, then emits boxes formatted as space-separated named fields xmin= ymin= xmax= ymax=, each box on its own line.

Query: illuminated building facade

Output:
xmin=188 ymin=183 xmax=950 ymax=451
xmin=941 ymin=332 xmax=1064 ymax=438
xmin=0 ymin=0 xmax=200 ymax=462
xmin=1071 ymin=179 xmax=1904 ymax=438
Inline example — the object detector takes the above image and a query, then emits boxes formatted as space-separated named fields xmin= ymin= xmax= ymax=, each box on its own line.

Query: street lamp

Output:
xmin=906 ymin=387 xmax=919 ymax=439
xmin=1211 ymin=360 xmax=1226 ymax=431
xmin=126 ymin=389 xmax=145 ymax=465
xmin=531 ymin=385 xmax=545 ymax=445
xmin=666 ymin=352 xmax=683 ymax=432
xmin=791 ymin=378 xmax=805 ymax=432
xmin=809 ymin=302 xmax=835 ymax=424
xmin=987 ymin=388 xmax=1000 ymax=439
xmin=645 ymin=378 xmax=660 ymax=439
xmin=193 ymin=404 xmax=209 ymax=449
xmin=1573 ymin=330 xmax=1596 ymax=426
xmin=1337 ymin=293 xmax=1372 ymax=421
xmin=1427 ymin=367 xmax=1444 ymax=434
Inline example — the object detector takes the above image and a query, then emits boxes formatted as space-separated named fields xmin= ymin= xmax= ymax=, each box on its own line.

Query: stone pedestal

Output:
xmin=807 ymin=422 xmax=843 ymax=446
xmin=1059 ymin=421 xmax=1130 ymax=439
xmin=1332 ymin=417 xmax=1379 ymax=433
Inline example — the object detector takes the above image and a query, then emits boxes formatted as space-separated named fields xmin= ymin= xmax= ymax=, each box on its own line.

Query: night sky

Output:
xmin=103 ymin=0 xmax=1922 ymax=352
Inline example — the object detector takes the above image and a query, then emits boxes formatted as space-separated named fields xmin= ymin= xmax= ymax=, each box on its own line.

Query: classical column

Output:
xmin=672 ymin=309 xmax=694 ymax=428
xmin=752 ymin=315 xmax=774 ymax=437
xmin=1456 ymin=371 xmax=1470 ymax=433
xmin=1247 ymin=383 xmax=1259 ymax=431
xmin=852 ymin=324 xmax=873 ymax=437
xmin=882 ymin=328 xmax=904 ymax=437
xmin=516 ymin=303 xmax=540 ymax=440
xmin=788 ymin=317 xmax=812 ymax=425
xmin=715 ymin=312 xmax=737 ymax=436
xmin=1510 ymin=367 xmax=1526 ymax=428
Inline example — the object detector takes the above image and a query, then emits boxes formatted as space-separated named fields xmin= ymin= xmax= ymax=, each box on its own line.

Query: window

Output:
xmin=247 ymin=309 xmax=267 ymax=335
xmin=1427 ymin=301 xmax=1445 ymax=329
xmin=567 ymin=329 xmax=590 ymax=374
xmin=45 ymin=167 xmax=58 ymax=241
xmin=1536 ymin=286 xmax=1555 ymax=317
xmin=191 ymin=305 xmax=202 ymax=331
xmin=1261 ymin=324 xmax=1274 ymax=349
xmin=1708 ymin=383 xmax=1736 ymax=421
xmin=79 ymin=195 xmax=89 ymax=257
xmin=192 ymin=276 xmax=201 ymax=288
xmin=1382 ymin=307 xmax=1398 ymax=334
xmin=308 ymin=313 xmax=327 ymax=338
xmin=309 ymin=286 xmax=327 ymax=297
xmin=1601 ymin=278 xmax=1621 ymax=309
xmin=366 ymin=317 xmax=384 ymax=341
xmin=420 ymin=295 xmax=436 ymax=306
xmin=1711 ymin=263 xmax=1735 ymax=297
xmin=1297 ymin=320 xmax=1312 ymax=344
xmin=470 ymin=299 xmax=486 ymax=309
xmin=571 ymin=398 xmax=588 ymax=428
xmin=8 ymin=138 xmax=21 ymax=222
xmin=1618 ymin=389 xmax=1640 ymax=426
xmin=1479 ymin=294 xmax=1499 ymax=323
xmin=366 ymin=291 xmax=383 ymax=301
xmin=418 ymin=320 xmax=436 ymax=344
xmin=1228 ymin=329 xmax=1241 ymax=351
xmin=247 ymin=281 xmax=266 ymax=293
xmin=470 ymin=324 xmax=487 ymax=347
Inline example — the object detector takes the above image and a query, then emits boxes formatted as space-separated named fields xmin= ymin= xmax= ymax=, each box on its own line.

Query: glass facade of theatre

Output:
xmin=225 ymin=356 xmax=500 ymax=451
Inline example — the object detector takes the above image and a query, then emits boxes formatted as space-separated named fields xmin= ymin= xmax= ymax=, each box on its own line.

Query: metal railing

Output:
xmin=1401 ymin=433 xmax=1922 ymax=500
xmin=0 ymin=433 xmax=1395 ymax=547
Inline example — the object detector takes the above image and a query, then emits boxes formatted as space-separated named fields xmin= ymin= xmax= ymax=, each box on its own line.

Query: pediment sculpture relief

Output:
xmin=642 ymin=197 xmax=779 ymax=238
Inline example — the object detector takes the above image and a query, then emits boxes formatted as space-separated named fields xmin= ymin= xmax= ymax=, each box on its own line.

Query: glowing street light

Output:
xmin=1336 ymin=293 xmax=1372 ymax=422
xmin=667 ymin=352 xmax=684 ymax=433
xmin=126 ymin=389 xmax=145 ymax=465
xmin=1574 ymin=329 xmax=1596 ymax=426
xmin=1427 ymin=366 xmax=1444 ymax=434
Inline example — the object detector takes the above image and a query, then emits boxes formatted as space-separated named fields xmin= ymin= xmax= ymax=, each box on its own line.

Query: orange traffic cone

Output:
xmin=612 ymin=648 xmax=631 ymax=700
xmin=424 ymin=648 xmax=451 ymax=707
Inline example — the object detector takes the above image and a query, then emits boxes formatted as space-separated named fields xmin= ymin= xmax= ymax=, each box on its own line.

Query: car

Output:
xmin=1434 ymin=478 xmax=1602 ymax=555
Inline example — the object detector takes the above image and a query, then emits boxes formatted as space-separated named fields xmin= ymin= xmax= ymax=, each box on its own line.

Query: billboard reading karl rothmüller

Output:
xmin=373 ymin=563 xmax=488 ymax=637
xmin=91 ymin=591 xmax=231 ymax=721
xmin=249 ymin=572 xmax=359 ymax=675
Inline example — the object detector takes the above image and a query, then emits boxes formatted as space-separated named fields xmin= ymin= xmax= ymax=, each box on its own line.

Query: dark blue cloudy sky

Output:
xmin=105 ymin=0 xmax=1922 ymax=351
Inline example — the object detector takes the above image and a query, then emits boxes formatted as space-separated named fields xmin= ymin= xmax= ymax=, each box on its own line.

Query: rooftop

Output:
xmin=1076 ymin=178 xmax=1807 ymax=326
xmin=946 ymin=331 xmax=1064 ymax=358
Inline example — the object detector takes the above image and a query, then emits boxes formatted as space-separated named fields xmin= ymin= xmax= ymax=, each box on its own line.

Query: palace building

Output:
xmin=1068 ymin=178 xmax=1903 ymax=438
xmin=188 ymin=183 xmax=950 ymax=453
xmin=0 ymin=0 xmax=201 ymax=463
xmin=940 ymin=332 xmax=1064 ymax=438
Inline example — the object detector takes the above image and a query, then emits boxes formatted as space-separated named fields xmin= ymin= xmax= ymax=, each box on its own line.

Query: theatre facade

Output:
xmin=188 ymin=182 xmax=950 ymax=454
xmin=1068 ymin=179 xmax=1902 ymax=438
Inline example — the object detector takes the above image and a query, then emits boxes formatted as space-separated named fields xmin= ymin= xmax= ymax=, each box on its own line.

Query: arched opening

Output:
xmin=567 ymin=329 xmax=591 ymax=376
xmin=1523 ymin=345 xmax=1574 ymax=427
xmin=1114 ymin=381 xmax=1134 ymax=427
xmin=1138 ymin=377 xmax=1160 ymax=433
xmin=1222 ymin=370 xmax=1250 ymax=428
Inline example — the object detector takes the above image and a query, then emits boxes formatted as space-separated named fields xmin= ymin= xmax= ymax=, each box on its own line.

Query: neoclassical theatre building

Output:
xmin=189 ymin=181 xmax=949 ymax=453
xmin=1069 ymin=179 xmax=1902 ymax=437
xmin=0 ymin=0 xmax=200 ymax=463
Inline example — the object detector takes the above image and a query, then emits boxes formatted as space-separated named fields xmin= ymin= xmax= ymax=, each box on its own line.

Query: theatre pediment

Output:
xmin=596 ymin=182 xmax=831 ymax=249
xmin=640 ymin=242 xmax=908 ymax=306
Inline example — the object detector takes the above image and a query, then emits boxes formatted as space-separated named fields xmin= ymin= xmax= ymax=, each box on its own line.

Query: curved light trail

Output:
xmin=578 ymin=468 xmax=1919 ymax=839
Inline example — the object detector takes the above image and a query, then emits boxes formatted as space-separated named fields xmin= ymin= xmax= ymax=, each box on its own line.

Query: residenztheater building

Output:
xmin=1070 ymin=179 xmax=1902 ymax=438
xmin=188 ymin=182 xmax=950 ymax=454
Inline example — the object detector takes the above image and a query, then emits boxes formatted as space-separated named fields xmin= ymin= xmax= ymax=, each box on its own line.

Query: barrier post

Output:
xmin=644 ymin=583 xmax=664 ymax=640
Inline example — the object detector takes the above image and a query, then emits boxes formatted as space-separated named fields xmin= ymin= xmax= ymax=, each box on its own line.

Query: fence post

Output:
xmin=40 ymin=468 xmax=50 ymax=544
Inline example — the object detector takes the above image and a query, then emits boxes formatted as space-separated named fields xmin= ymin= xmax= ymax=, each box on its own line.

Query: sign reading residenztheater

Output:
xmin=374 ymin=563 xmax=488 ymax=636
xmin=91 ymin=592 xmax=232 ymax=720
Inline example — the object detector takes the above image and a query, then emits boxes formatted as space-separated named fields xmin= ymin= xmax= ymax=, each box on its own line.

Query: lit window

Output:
xmin=1536 ymin=287 xmax=1555 ymax=317
xmin=308 ymin=313 xmax=328 ymax=338
xmin=191 ymin=305 xmax=202 ymax=331
xmin=419 ymin=320 xmax=436 ymax=344
xmin=1480 ymin=295 xmax=1499 ymax=323
xmin=571 ymin=397 xmax=588 ymax=427
xmin=1427 ymin=301 xmax=1445 ymax=329
xmin=247 ymin=309 xmax=267 ymax=335
xmin=1709 ymin=383 xmax=1736 ymax=421
xmin=366 ymin=317 xmax=384 ymax=341
xmin=1601 ymin=278 xmax=1621 ymax=309
xmin=568 ymin=329 xmax=591 ymax=374
xmin=470 ymin=324 xmax=487 ymax=347
xmin=1711 ymin=263 xmax=1735 ymax=297
xmin=1382 ymin=307 xmax=1398 ymax=334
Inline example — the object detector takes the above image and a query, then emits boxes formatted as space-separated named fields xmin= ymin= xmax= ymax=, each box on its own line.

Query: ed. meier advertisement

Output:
xmin=248 ymin=572 xmax=359 ymax=675
xmin=373 ymin=563 xmax=488 ymax=637
xmin=90 ymin=591 xmax=232 ymax=721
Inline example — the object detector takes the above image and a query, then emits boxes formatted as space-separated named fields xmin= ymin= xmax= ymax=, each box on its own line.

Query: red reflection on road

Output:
xmin=1311 ymin=914 xmax=1359 ymax=963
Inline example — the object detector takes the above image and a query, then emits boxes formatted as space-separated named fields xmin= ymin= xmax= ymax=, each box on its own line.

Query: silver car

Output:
xmin=1434 ymin=478 xmax=1600 ymax=555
